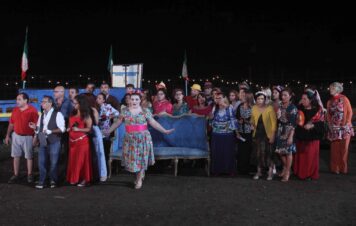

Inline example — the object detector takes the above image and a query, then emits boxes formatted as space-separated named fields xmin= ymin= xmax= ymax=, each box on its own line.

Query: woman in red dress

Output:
xmin=153 ymin=88 xmax=173 ymax=115
xmin=294 ymin=90 xmax=325 ymax=180
xmin=190 ymin=93 xmax=212 ymax=117
xmin=67 ymin=95 xmax=93 ymax=187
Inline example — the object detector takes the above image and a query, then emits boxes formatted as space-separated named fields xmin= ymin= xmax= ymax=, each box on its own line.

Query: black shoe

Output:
xmin=8 ymin=175 xmax=19 ymax=184
xmin=27 ymin=174 xmax=34 ymax=183
xmin=50 ymin=181 xmax=57 ymax=188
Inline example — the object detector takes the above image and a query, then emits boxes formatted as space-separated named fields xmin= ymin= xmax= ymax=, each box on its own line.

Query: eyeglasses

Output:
xmin=41 ymin=101 xmax=49 ymax=103
xmin=53 ymin=90 xmax=64 ymax=93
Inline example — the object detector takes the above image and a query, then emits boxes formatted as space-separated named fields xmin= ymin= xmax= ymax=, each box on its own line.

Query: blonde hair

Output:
xmin=222 ymin=96 xmax=230 ymax=106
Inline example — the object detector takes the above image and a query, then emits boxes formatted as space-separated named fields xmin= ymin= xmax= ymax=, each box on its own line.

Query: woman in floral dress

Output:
xmin=327 ymin=82 xmax=354 ymax=174
xmin=107 ymin=93 xmax=174 ymax=189
xmin=235 ymin=90 xmax=254 ymax=175
xmin=275 ymin=88 xmax=298 ymax=182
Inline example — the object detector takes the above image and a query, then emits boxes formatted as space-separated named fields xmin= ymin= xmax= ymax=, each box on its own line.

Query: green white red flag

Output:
xmin=21 ymin=27 xmax=29 ymax=81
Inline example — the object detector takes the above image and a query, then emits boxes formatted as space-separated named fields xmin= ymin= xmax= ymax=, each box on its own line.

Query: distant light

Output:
xmin=350 ymin=81 xmax=353 ymax=84
xmin=48 ymin=80 xmax=51 ymax=83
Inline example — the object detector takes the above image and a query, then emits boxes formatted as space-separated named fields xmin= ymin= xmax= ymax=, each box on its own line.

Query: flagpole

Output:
xmin=185 ymin=78 xmax=188 ymax=96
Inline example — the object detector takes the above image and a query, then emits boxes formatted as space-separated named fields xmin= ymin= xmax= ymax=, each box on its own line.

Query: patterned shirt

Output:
xmin=210 ymin=105 xmax=238 ymax=134
xmin=98 ymin=103 xmax=120 ymax=136
xmin=173 ymin=102 xmax=190 ymax=116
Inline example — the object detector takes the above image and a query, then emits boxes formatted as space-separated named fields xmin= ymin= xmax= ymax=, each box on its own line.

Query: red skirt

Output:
xmin=294 ymin=140 xmax=320 ymax=180
xmin=66 ymin=137 xmax=93 ymax=184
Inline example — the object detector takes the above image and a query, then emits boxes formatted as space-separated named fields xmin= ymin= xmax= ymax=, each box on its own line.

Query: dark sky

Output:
xmin=1 ymin=1 xmax=356 ymax=82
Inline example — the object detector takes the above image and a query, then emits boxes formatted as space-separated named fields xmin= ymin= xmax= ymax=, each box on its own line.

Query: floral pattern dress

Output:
xmin=211 ymin=106 xmax=239 ymax=134
xmin=275 ymin=103 xmax=298 ymax=154
xmin=327 ymin=95 xmax=354 ymax=140
xmin=173 ymin=102 xmax=190 ymax=116
xmin=122 ymin=108 xmax=155 ymax=173
xmin=98 ymin=103 xmax=120 ymax=137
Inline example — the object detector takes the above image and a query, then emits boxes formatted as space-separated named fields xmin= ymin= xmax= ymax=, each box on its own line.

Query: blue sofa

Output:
xmin=109 ymin=113 xmax=210 ymax=177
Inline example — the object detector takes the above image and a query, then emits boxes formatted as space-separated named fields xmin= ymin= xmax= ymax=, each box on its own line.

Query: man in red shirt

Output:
xmin=5 ymin=93 xmax=39 ymax=184
xmin=185 ymin=84 xmax=201 ymax=110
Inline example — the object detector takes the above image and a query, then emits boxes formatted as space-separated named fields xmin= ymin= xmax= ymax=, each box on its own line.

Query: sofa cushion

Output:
xmin=111 ymin=147 xmax=209 ymax=159
xmin=150 ymin=114 xmax=208 ymax=151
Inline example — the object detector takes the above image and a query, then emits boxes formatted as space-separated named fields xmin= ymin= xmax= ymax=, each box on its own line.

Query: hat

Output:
xmin=204 ymin=81 xmax=213 ymax=89
xmin=273 ymin=85 xmax=284 ymax=93
xmin=191 ymin=84 xmax=202 ymax=91
xmin=255 ymin=91 xmax=267 ymax=98
xmin=239 ymin=82 xmax=250 ymax=90
xmin=155 ymin=81 xmax=166 ymax=90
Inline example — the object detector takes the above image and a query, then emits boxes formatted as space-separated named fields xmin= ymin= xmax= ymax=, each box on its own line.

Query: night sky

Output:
xmin=1 ymin=1 xmax=356 ymax=83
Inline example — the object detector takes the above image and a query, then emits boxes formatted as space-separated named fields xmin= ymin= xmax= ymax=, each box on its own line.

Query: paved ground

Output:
xmin=0 ymin=143 xmax=355 ymax=226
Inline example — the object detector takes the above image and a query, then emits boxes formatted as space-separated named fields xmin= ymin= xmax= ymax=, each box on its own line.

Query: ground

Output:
xmin=0 ymin=143 xmax=355 ymax=226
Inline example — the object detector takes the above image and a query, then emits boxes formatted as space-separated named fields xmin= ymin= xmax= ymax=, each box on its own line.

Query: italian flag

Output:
xmin=182 ymin=50 xmax=188 ymax=80
xmin=21 ymin=27 xmax=29 ymax=81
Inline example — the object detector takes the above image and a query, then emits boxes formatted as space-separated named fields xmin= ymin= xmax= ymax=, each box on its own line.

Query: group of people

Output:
xmin=4 ymin=79 xmax=354 ymax=190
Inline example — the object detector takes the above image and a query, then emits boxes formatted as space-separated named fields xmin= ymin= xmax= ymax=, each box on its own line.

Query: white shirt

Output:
xmin=36 ymin=108 xmax=66 ymax=133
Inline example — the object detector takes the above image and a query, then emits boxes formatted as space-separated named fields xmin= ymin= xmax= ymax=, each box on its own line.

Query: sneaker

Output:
xmin=100 ymin=177 xmax=107 ymax=182
xmin=50 ymin=181 xmax=56 ymax=188
xmin=35 ymin=183 xmax=44 ymax=189
xmin=8 ymin=175 xmax=19 ymax=184
xmin=27 ymin=174 xmax=34 ymax=183
xmin=134 ymin=179 xmax=143 ymax=189
xmin=77 ymin=181 xmax=86 ymax=187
